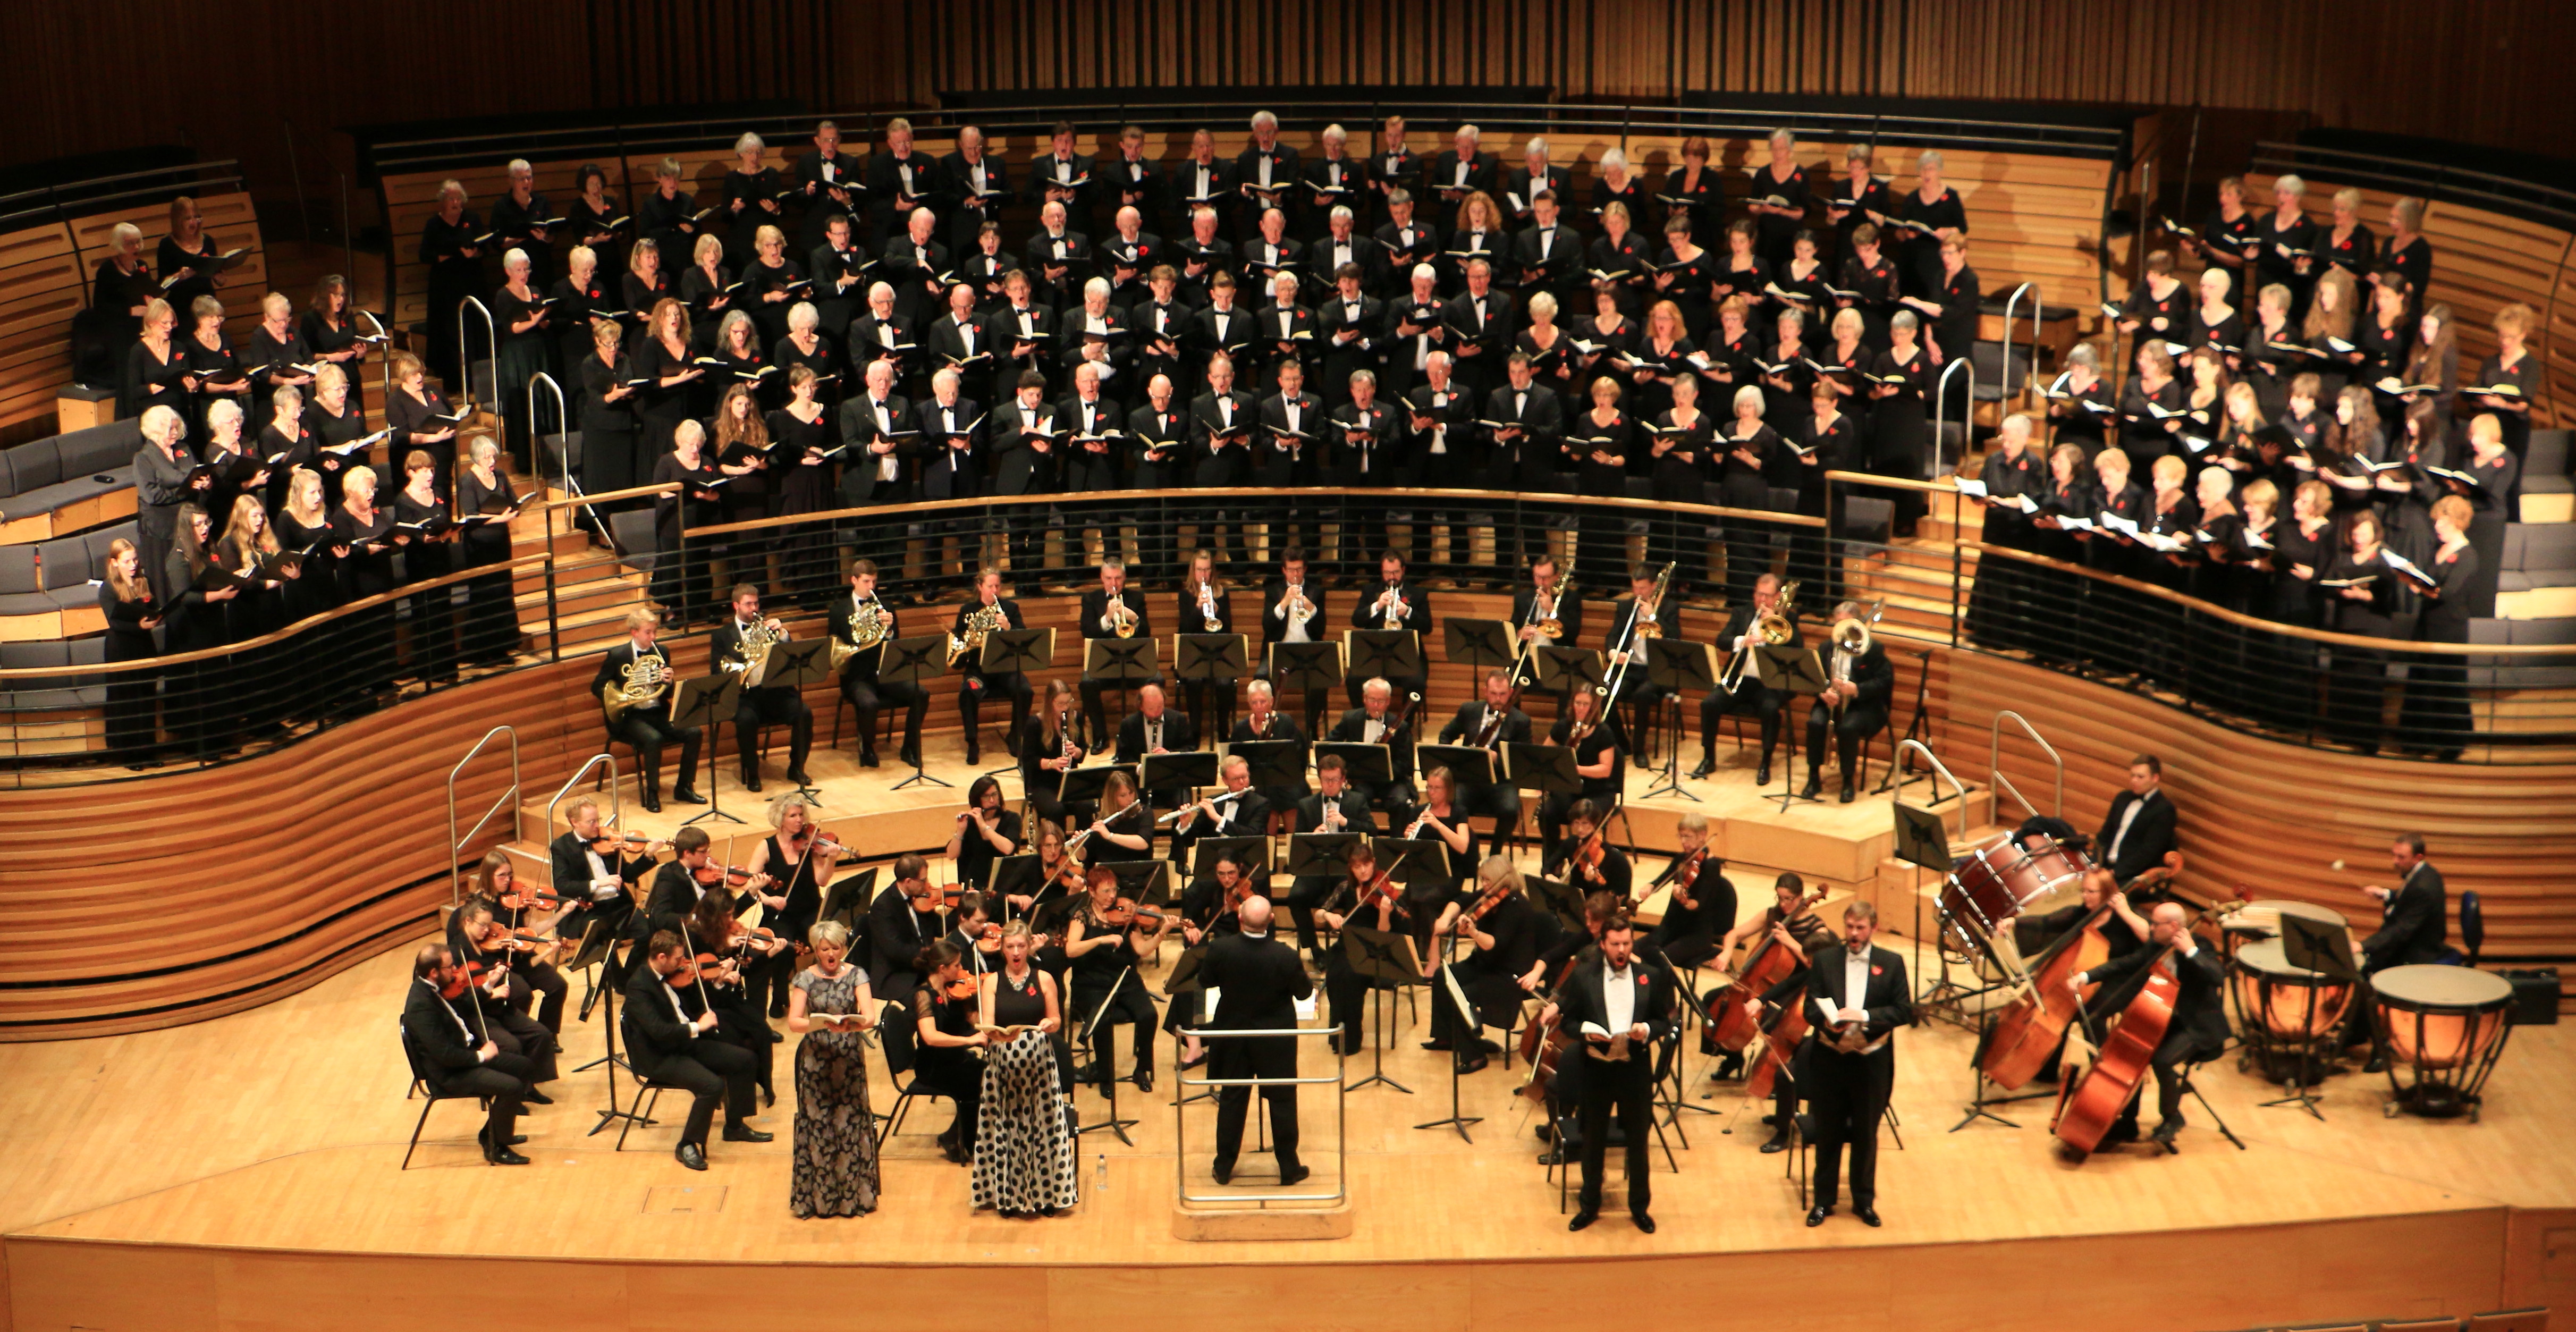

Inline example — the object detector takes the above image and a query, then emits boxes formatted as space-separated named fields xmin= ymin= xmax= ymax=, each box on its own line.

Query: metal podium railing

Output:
xmin=1172 ymin=1024 xmax=1348 ymax=1208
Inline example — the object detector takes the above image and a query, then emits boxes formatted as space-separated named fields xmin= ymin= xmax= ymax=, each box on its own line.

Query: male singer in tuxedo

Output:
xmin=864 ymin=117 xmax=934 ymax=248
xmin=2072 ymin=901 xmax=2228 ymax=1150
xmin=1803 ymin=901 xmax=1913 ymax=1227
xmin=713 ymin=584 xmax=813 ymax=793
xmin=838 ymin=358 xmax=918 ymax=506
xmin=1547 ymin=917 xmax=1674 ymax=1232
xmin=1236 ymin=111 xmax=1302 ymax=238
xmin=1425 ymin=124 xmax=1500 ymax=210
xmin=2094 ymin=754 xmax=2178 ymax=888
xmin=881 ymin=205 xmax=950 ymax=328
xmin=1203 ymin=896 xmax=1314 ymax=1186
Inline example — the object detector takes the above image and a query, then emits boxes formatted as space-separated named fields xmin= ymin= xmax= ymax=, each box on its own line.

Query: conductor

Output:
xmin=1201 ymin=895 xmax=1315 ymax=1187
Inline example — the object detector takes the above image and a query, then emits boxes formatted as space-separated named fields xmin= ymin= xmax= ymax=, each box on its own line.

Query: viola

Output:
xmin=2051 ymin=896 xmax=2244 ymax=1160
xmin=1100 ymin=897 xmax=1168 ymax=930
xmin=499 ymin=886 xmax=565 ymax=914
xmin=691 ymin=862 xmax=755 ymax=888
xmin=588 ymin=830 xmax=657 ymax=856
xmin=1707 ymin=884 xmax=1830 ymax=1055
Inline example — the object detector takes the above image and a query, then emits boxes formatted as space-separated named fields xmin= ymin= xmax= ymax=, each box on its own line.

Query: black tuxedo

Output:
xmin=1805 ymin=638 xmax=1893 ymax=794
xmin=711 ymin=614 xmax=813 ymax=784
xmin=935 ymin=150 xmax=1012 ymax=249
xmin=1202 ymin=928 xmax=1314 ymax=1173
xmin=1234 ymin=142 xmax=1303 ymax=229
xmin=1114 ymin=706 xmax=1200 ymax=804
xmin=2084 ymin=941 xmax=2228 ymax=1135
xmin=877 ymin=233 xmax=950 ymax=326
xmin=1553 ymin=955 xmax=1677 ymax=1216
xmin=1442 ymin=288 xmax=1516 ymax=402
xmin=1502 ymin=165 xmax=1573 ymax=222
xmin=1128 ymin=302 xmax=1191 ymax=407
xmin=1169 ymin=786 xmax=1271 ymax=864
xmin=1424 ymin=149 xmax=1500 ymax=206
xmin=865 ymin=883 xmax=949 ymax=994
xmin=1055 ymin=392 xmax=1127 ymax=493
xmin=1022 ymin=229 xmax=1093 ymax=309
xmin=1399 ymin=379 xmax=1476 ymax=485
xmin=403 ymin=976 xmax=534 ymax=1148
xmin=988 ymin=398 xmax=1059 ymax=495
xmin=1372 ymin=220 xmax=1444 ymax=294
xmin=1189 ymin=388 xmax=1259 ymax=488
xmin=1480 ymin=381 xmax=1563 ymax=492
xmin=951 ymin=596 xmax=1033 ymax=753
xmin=847 ymin=311 xmax=919 ymax=386
xmin=983 ymin=302 xmax=1059 ymax=405
xmin=1257 ymin=390 xmax=1326 ymax=487
xmin=829 ymin=589 xmax=926 ymax=758
xmin=916 ymin=394 xmax=986 ymax=500
xmin=1314 ymin=293 xmax=1386 ymax=407
xmin=864 ymin=150 xmax=936 ymax=245
xmin=1027 ymin=150 xmax=1099 ymax=228
xmin=1435 ymin=698 xmax=1529 ymax=823
xmin=837 ymin=392 xmax=919 ymax=505
xmin=1327 ymin=705 xmax=1418 ymax=814
xmin=1327 ymin=399 xmax=1399 ymax=486
xmin=1249 ymin=299 xmax=1316 ymax=381
xmin=2364 ymin=861 xmax=2449 ymax=968
xmin=1171 ymin=234 xmax=1238 ymax=307
xmin=589 ymin=640 xmax=700 ymax=797
xmin=621 ymin=962 xmax=759 ymax=1146
xmin=1801 ymin=943 xmax=1913 ymax=1209
xmin=1287 ymin=790 xmax=1376 ymax=955
xmin=1102 ymin=156 xmax=1165 ymax=233
xmin=1511 ymin=221 xmax=1582 ymax=302
xmin=2094 ymin=789 xmax=2178 ymax=888
xmin=545 ymin=829 xmax=647 ymax=957
xmin=1702 ymin=603 xmax=1800 ymax=766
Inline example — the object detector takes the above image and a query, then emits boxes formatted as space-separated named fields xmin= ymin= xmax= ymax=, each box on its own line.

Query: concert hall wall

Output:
xmin=2 ymin=0 xmax=2571 ymax=212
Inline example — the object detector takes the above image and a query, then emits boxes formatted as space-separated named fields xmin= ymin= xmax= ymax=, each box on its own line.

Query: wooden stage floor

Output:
xmin=2 ymin=916 xmax=2569 ymax=1331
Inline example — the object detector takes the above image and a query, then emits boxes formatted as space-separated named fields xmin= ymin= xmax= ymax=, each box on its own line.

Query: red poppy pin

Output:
xmin=1871 ymin=966 xmax=1884 ymax=976
xmin=1635 ymin=974 xmax=1650 ymax=986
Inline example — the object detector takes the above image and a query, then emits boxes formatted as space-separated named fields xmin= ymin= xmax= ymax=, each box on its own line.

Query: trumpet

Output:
xmin=1286 ymin=583 xmax=1315 ymax=631
xmin=1196 ymin=582 xmax=1222 ymax=631
xmin=602 ymin=651 xmax=670 ymax=721
xmin=1107 ymin=592 xmax=1139 ymax=638
xmin=1719 ymin=577 xmax=1799 ymax=694
xmin=1377 ymin=583 xmax=1406 ymax=630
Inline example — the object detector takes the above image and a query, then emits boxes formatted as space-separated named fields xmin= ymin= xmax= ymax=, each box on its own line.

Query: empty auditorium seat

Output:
xmin=0 ymin=637 xmax=108 ymax=712
xmin=0 ymin=417 xmax=142 ymax=544
xmin=2498 ymin=524 xmax=2576 ymax=592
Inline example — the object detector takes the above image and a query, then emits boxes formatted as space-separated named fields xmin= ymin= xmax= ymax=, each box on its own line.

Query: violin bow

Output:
xmin=678 ymin=918 xmax=717 ymax=1011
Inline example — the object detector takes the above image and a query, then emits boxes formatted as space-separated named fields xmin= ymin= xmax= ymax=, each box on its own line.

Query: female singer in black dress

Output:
xmin=332 ymin=464 xmax=401 ymax=704
xmin=301 ymin=364 xmax=367 ymax=503
xmin=159 ymin=504 xmax=237 ymax=751
xmin=577 ymin=318 xmax=641 ymax=499
xmin=2117 ymin=250 xmax=2190 ymax=365
xmin=213 ymin=492 xmax=290 ymax=728
xmin=179 ymin=295 xmax=251 ymax=441
xmin=1658 ymin=136 xmax=1722 ymax=249
xmin=709 ymin=382 xmax=774 ymax=543
xmin=2323 ymin=510 xmax=2397 ymax=755
xmin=1651 ymin=214 xmax=1715 ymax=341
xmin=1869 ymin=310 xmax=1932 ymax=536
xmin=157 ymin=196 xmax=225 ymax=328
xmin=244 ymin=292 xmax=316 ymax=408
xmin=741 ymin=224 xmax=810 ymax=349
xmin=90 ymin=223 xmax=156 ymax=372
xmin=568 ymin=162 xmax=627 ymax=263
xmin=2396 ymin=495 xmax=2479 ymax=761
xmin=1710 ymin=220 xmax=1771 ymax=318
xmin=2254 ymin=175 xmax=2319 ymax=321
xmin=724 ymin=133 xmax=787 ymax=267
xmin=972 ymin=922 xmax=1077 ymax=1218
xmin=2319 ymin=187 xmax=2377 ymax=283
xmin=2117 ymin=343 xmax=2185 ymax=477
xmin=300 ymin=275 xmax=371 ymax=417
xmin=1825 ymin=146 xmax=1893 ymax=263
xmin=910 ymin=940 xmax=987 ymax=1166
xmin=2256 ymin=478 xmax=2335 ymax=733
xmin=766 ymin=365 xmax=835 ymax=589
xmin=1643 ymin=368 xmax=1712 ymax=572
xmin=638 ymin=298 xmax=706 ymax=456
xmin=1586 ymin=200 xmax=1652 ymax=316
xmin=680 ymin=234 xmax=737 ymax=356
xmin=549 ymin=246 xmax=613 ymax=412
xmin=637 ymin=157 xmax=703 ymax=261
xmin=1746 ymin=130 xmax=1812 ymax=268
xmin=384 ymin=351 xmax=460 ymax=495
xmin=2030 ymin=442 xmax=2099 ymax=665
xmin=787 ymin=918 xmax=881 ymax=1218
xmin=99 ymin=537 xmax=164 ymax=761
xmin=2375 ymin=197 xmax=2433 ymax=301
xmin=274 ymin=467 xmax=340 ymax=626
xmin=391 ymin=449 xmax=458 ymax=684
xmin=1572 ymin=375 xmax=1634 ymax=575
xmin=1716 ymin=383 xmax=1778 ymax=603
xmin=774 ymin=303 xmax=842 ymax=411
xmin=456 ymin=435 xmax=521 ymax=665
xmin=1889 ymin=152 xmax=1967 ymax=297
xmin=648 ymin=419 xmax=722 ymax=618
xmin=708 ymin=311 xmax=769 ymax=420
xmin=492 ymin=250 xmax=553 ymax=469
xmin=1797 ymin=376 xmax=1861 ymax=599
xmin=2467 ymin=304 xmax=2537 ymax=475
xmin=621 ymin=238 xmax=672 ymax=356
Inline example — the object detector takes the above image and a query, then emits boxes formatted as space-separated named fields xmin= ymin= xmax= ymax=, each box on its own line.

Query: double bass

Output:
xmin=1978 ymin=861 xmax=2178 ymax=1092
xmin=2050 ymin=896 xmax=2244 ymax=1160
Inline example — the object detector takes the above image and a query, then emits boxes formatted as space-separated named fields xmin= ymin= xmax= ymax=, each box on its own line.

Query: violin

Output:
xmin=587 ymin=830 xmax=658 ymax=856
xmin=691 ymin=862 xmax=756 ymax=888
xmin=1340 ymin=852 xmax=1412 ymax=921
xmin=1649 ymin=844 xmax=1709 ymax=908
xmin=1564 ymin=821 xmax=1610 ymax=887
xmin=1463 ymin=876 xmax=1516 ymax=925
xmin=941 ymin=971 xmax=980 ymax=1001
xmin=499 ymin=885 xmax=565 ymax=914
xmin=1100 ymin=897 xmax=1168 ymax=930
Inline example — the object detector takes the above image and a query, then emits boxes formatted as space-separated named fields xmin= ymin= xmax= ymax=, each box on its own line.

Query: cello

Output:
xmin=1707 ymin=882 xmax=1830 ymax=1055
xmin=1979 ymin=861 xmax=2179 ymax=1092
xmin=2050 ymin=896 xmax=2243 ymax=1160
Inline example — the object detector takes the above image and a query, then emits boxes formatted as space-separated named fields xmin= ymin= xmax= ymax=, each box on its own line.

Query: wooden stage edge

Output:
xmin=4 ymin=940 xmax=2573 ymax=1332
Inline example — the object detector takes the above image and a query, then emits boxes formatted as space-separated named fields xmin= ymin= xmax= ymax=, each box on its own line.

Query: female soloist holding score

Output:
xmin=786 ymin=919 xmax=881 ymax=1218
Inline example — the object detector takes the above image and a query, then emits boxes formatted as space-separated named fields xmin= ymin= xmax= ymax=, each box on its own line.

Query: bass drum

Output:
xmin=1940 ymin=832 xmax=2089 ymax=951
xmin=2370 ymin=964 xmax=2516 ymax=1121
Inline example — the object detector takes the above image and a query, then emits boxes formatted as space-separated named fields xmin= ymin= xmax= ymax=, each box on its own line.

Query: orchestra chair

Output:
xmin=609 ymin=1010 xmax=695 ymax=1152
xmin=824 ymin=688 xmax=901 ymax=755
xmin=877 ymin=999 xmax=959 ymax=1141
xmin=2449 ymin=890 xmax=2485 ymax=967
xmin=2465 ymin=1310 xmax=2549 ymax=1332
xmin=398 ymin=1021 xmax=492 ymax=1171
xmin=2158 ymin=1051 xmax=2245 ymax=1155
xmin=2372 ymin=1319 xmax=2464 ymax=1332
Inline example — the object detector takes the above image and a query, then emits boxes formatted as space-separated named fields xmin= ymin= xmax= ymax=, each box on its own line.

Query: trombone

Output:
xmin=1598 ymin=561 xmax=1675 ymax=703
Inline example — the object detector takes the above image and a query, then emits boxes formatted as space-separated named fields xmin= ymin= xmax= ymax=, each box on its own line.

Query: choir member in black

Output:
xmin=708 ymin=311 xmax=771 ymax=423
xmin=156 ymin=505 xmax=232 ymax=745
xmin=1585 ymin=199 xmax=1653 ymax=317
xmin=907 ymin=940 xmax=987 ymax=1164
xmin=1827 ymin=222 xmax=1898 ymax=349
xmin=1965 ymin=415 xmax=2046 ymax=653
xmin=157 ymin=197 xmax=229 ymax=340
xmin=1298 ymin=752 xmax=1380 ymax=958
xmin=2191 ymin=467 xmax=2250 ymax=613
xmin=1374 ymin=191 xmax=1443 ymax=298
xmin=1173 ymin=201 xmax=1237 ymax=309
xmin=89 ymin=222 xmax=156 ymax=371
xmin=1483 ymin=353 xmax=1564 ymax=534
xmin=1513 ymin=190 xmax=1583 ymax=313
xmin=2045 ymin=343 xmax=2114 ymax=460
xmin=2236 ymin=284 xmax=2302 ymax=421
xmin=332 ymin=465 xmax=402 ymax=702
xmin=303 ymin=364 xmax=374 ymax=504
xmin=2177 ymin=176 xmax=2256 ymax=290
xmin=2302 ymin=266 xmax=2362 ymax=404
xmin=2253 ymin=174 xmax=2318 ymax=317
xmin=1062 ymin=864 xmax=1172 ymax=1092
xmin=1758 ymin=305 xmax=1818 ymax=434
xmin=708 ymin=381 xmax=773 ymax=543
xmin=1716 ymin=383 xmax=1781 ymax=601
xmin=1516 ymin=289 xmax=1581 ymax=404
xmin=719 ymin=132 xmax=786 ymax=264
xmin=647 ymin=420 xmax=722 ymax=618
xmin=630 ymin=300 xmax=703 ymax=456
xmin=1232 ymin=679 xmax=1312 ymax=830
xmin=193 ymin=402 xmax=267 ymax=550
xmin=1490 ymin=135 xmax=1561 ymax=230
xmin=1377 ymin=262 xmax=1447 ymax=407
xmin=1639 ymin=362 xmax=1712 ymax=574
xmin=838 ymin=358 xmax=916 ymax=508
xmin=1709 ymin=220 xmax=1770 ymax=320
xmin=1864 ymin=309 xmax=1932 ymax=536
xmin=2322 ymin=510 xmax=2399 ymax=754
xmin=1801 ymin=604 xmax=1893 ymax=804
xmin=849 ymin=280 xmax=919 ymax=392
xmin=1106 ymin=124 xmax=1166 ymax=240
xmin=1025 ymin=200 xmax=1093 ymax=315
xmin=2374 ymin=196 xmax=2434 ymax=300
xmin=389 ymin=450 xmax=458 ymax=683
xmin=1312 ymin=262 xmax=1382 ymax=411
xmin=2353 ymin=279 xmax=2413 ymax=406
xmin=678 ymin=233 xmax=736 ymax=358
xmin=418 ymin=181 xmax=486 ymax=384
xmin=1303 ymin=205 xmax=1377 ymax=308
xmin=1031 ymin=119 xmax=1100 ymax=234
xmin=2117 ymin=342 xmax=2186 ymax=477
xmin=2118 ymin=250 xmax=2191 ymax=362
xmin=1248 ymin=269 xmax=1314 ymax=397
xmin=1741 ymin=129 xmax=1810 ymax=263
xmin=178 ymin=294 xmax=250 ymax=440
xmin=1696 ymin=572 xmax=1798 ymax=782
xmin=713 ymin=584 xmax=813 ymax=791
xmin=1569 ymin=375 xmax=1635 ymax=577
xmin=484 ymin=159 xmax=553 ymax=281
xmin=1771 ymin=230 xmax=1838 ymax=328
xmin=2394 ymin=495 xmax=2479 ymax=760
xmin=274 ymin=466 xmax=339 ymax=623
xmin=1794 ymin=901 xmax=1911 ymax=1223
xmin=933 ymin=123 xmax=1010 ymax=256
xmin=802 ymin=213 xmax=868 ymax=347
xmin=592 ymin=607 xmax=704 ymax=810
xmin=632 ymin=158 xmax=699 ymax=262
xmin=1653 ymin=135 xmax=1720 ymax=249
xmin=243 ymin=292 xmax=316 ymax=411
xmin=1884 ymin=152 xmax=1967 ymax=298
xmin=1425 ymin=124 xmax=1500 ymax=215
xmin=738 ymin=225 xmax=810 ymax=349
xmin=121 ymin=297 xmax=188 ymax=424
xmin=98 ymin=538 xmax=163 ymax=760
xmin=987 ymin=357 xmax=1059 ymax=546
xmin=1539 ymin=694 xmax=1625 ymax=869
xmin=564 ymin=161 xmax=625 ymax=256
xmin=1649 ymin=815 xmax=1733 ymax=969
xmin=1822 ymin=146 xmax=1891 ymax=256
xmin=953 ymin=566 xmax=1032 ymax=766
xmin=1329 ymin=370 xmax=1400 ymax=549
xmin=537 ymin=247 xmax=606 ymax=398
xmin=1350 ymin=550 xmax=1433 ymax=704
xmin=1059 ymin=355 xmax=1127 ymax=501
xmin=2468 ymin=303 xmax=2537 ymax=473
xmin=627 ymin=929 xmax=771 ymax=1171
xmin=1187 ymin=274 xmax=1256 ymax=403
xmin=1129 ymin=269 xmax=1192 ymax=412
xmin=385 ymin=349 xmax=461 ymax=498
xmin=2387 ymin=303 xmax=2459 ymax=425
xmin=132 ymin=404 xmax=202 ymax=602
xmin=404 ymin=945 xmax=537 ymax=1166
xmin=1907 ymin=235 xmax=1979 ymax=426
xmin=620 ymin=239 xmax=673 ymax=360
xmin=1443 ymin=199 xmax=1508 ymax=323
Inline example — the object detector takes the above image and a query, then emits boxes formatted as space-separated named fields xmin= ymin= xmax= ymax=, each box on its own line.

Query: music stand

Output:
xmin=1055 ymin=762 xmax=1138 ymax=811
xmin=979 ymin=626 xmax=1053 ymax=676
xmin=1340 ymin=923 xmax=1426 ymax=1094
xmin=669 ymin=672 xmax=745 ymax=826
xmin=1161 ymin=941 xmax=1217 ymax=1107
xmin=1342 ymin=628 xmax=1422 ymax=687
xmin=985 ymin=854 xmax=1053 ymax=921
xmin=879 ymin=635 xmax=950 ymax=790
xmin=559 ymin=919 xmax=623 ymax=1072
xmin=1287 ymin=832 xmax=1364 ymax=882
xmin=1417 ymin=956 xmax=1485 ymax=1141
xmin=2270 ymin=914 xmax=2363 ymax=1120
xmin=1371 ymin=837 xmax=1448 ymax=886
xmin=762 ymin=639 xmax=835 ymax=803
xmin=1074 ymin=966 xmax=1144 ymax=1143
xmin=1755 ymin=645 xmax=1829 ymax=814
xmin=1419 ymin=743 xmax=1500 ymax=789
xmin=1642 ymin=639 xmax=1720 ymax=800
xmin=1529 ymin=645 xmax=1606 ymax=695
xmin=1099 ymin=858 xmax=1172 ymax=905
xmin=1314 ymin=741 xmax=1394 ymax=794
xmin=1443 ymin=618 xmax=1518 ymax=672
xmin=815 ymin=867 xmax=879 ymax=934
xmin=1141 ymin=750 xmax=1218 ymax=799
xmin=1227 ymin=738 xmax=1306 ymax=795
xmin=1268 ymin=640 xmax=1344 ymax=723
xmin=1506 ymin=740 xmax=1579 ymax=852
xmin=1525 ymin=874 xmax=1586 ymax=934
xmin=1187 ymin=835 xmax=1269 ymax=881
xmin=1083 ymin=636 xmax=1160 ymax=690
xmin=1175 ymin=632 xmax=1248 ymax=735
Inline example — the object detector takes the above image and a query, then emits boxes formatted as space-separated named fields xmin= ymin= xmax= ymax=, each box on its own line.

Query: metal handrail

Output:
xmin=528 ymin=369 xmax=602 ymax=540
xmin=458 ymin=296 xmax=496 ymax=411
xmin=1893 ymin=739 xmax=1970 ymax=841
xmin=545 ymin=753 xmax=621 ymax=847
xmin=1173 ymin=1024 xmax=1347 ymax=1208
xmin=446 ymin=725 xmax=521 ymax=907
xmin=1930 ymin=354 xmax=1974 ymax=479
xmin=1987 ymin=709 xmax=2062 ymax=822
xmin=1998 ymin=281 xmax=2041 ymax=399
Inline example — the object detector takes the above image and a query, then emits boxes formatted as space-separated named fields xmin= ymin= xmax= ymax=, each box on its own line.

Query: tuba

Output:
xmin=602 ymin=651 xmax=671 ymax=722
xmin=829 ymin=595 xmax=886 ymax=671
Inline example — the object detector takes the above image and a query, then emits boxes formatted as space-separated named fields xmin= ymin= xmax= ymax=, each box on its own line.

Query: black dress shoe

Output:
xmin=1475 ymin=1038 xmax=1504 ymax=1056
xmin=1800 ymin=774 xmax=1823 ymax=799
xmin=1634 ymin=1212 xmax=1657 ymax=1234
xmin=672 ymin=788 xmax=707 ymax=805
xmin=487 ymin=1145 xmax=531 ymax=1165
xmin=786 ymin=769 xmax=813 ymax=786
xmin=477 ymin=1127 xmax=530 ymax=1147
xmin=1279 ymin=1164 xmax=1311 ymax=1187
xmin=741 ymin=772 xmax=764 ymax=793
xmin=1805 ymin=1205 xmax=1832 ymax=1227
xmin=1839 ymin=782 xmax=1857 ymax=804
xmin=1456 ymin=1054 xmax=1489 ymax=1076
xmin=1568 ymin=1209 xmax=1599 ymax=1232
xmin=640 ymin=792 xmax=662 ymax=814
xmin=722 ymin=1124 xmax=775 ymax=1143
xmin=1071 ymin=1062 xmax=1104 ymax=1086
xmin=1759 ymin=1131 xmax=1789 ymax=1154
xmin=964 ymin=741 xmax=981 ymax=766
xmin=1854 ymin=1205 xmax=1881 ymax=1227
xmin=1687 ymin=757 xmax=1714 ymax=779
xmin=900 ymin=745 xmax=923 ymax=769
xmin=1212 ymin=1160 xmax=1234 ymax=1185
xmin=1755 ymin=762 xmax=1771 ymax=786
xmin=2363 ymin=1054 xmax=2389 ymax=1074
xmin=1178 ymin=1050 xmax=1207 ymax=1071
xmin=860 ymin=750 xmax=880 ymax=769
xmin=1419 ymin=1040 xmax=1454 ymax=1052
xmin=676 ymin=1143 xmax=708 ymax=1170
xmin=1134 ymin=1068 xmax=1154 ymax=1094
xmin=766 ymin=1026 xmax=785 ymax=1043
xmin=522 ymin=1089 xmax=553 ymax=1106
